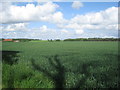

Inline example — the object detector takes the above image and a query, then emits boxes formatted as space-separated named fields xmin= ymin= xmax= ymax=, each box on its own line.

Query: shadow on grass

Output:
xmin=2 ymin=50 xmax=20 ymax=65
xmin=2 ymin=50 xmax=20 ymax=89
xmin=73 ymin=61 xmax=100 ymax=89
xmin=31 ymin=55 xmax=65 ymax=89
xmin=31 ymin=55 xmax=100 ymax=89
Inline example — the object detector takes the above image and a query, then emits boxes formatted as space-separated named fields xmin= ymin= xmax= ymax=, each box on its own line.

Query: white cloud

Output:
xmin=75 ymin=29 xmax=84 ymax=34
xmin=1 ymin=2 xmax=62 ymax=24
xmin=59 ymin=7 xmax=118 ymax=31
xmin=1 ymin=2 xmax=118 ymax=39
xmin=72 ymin=7 xmax=118 ymax=24
xmin=1 ymin=23 xmax=28 ymax=31
xmin=61 ymin=29 xmax=69 ymax=33
xmin=40 ymin=25 xmax=48 ymax=32
xmin=2 ymin=24 xmax=74 ymax=39
xmin=72 ymin=1 xmax=83 ymax=9
xmin=71 ymin=7 xmax=118 ymax=25
xmin=52 ymin=12 xmax=67 ymax=24
xmin=1 ymin=2 xmax=67 ymax=25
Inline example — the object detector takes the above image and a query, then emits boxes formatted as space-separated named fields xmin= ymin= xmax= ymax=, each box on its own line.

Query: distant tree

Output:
xmin=55 ymin=39 xmax=61 ymax=41
xmin=50 ymin=39 xmax=53 ymax=42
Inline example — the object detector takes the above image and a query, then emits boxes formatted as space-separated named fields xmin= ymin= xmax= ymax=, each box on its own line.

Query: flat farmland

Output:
xmin=2 ymin=41 xmax=119 ymax=88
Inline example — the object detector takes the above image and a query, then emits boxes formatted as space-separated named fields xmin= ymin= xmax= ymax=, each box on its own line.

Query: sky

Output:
xmin=0 ymin=1 xmax=119 ymax=40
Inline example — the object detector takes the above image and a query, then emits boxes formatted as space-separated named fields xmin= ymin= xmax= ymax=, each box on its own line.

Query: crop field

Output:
xmin=2 ymin=41 xmax=119 ymax=88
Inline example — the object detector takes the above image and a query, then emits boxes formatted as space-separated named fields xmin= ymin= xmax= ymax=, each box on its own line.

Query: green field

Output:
xmin=2 ymin=41 xmax=119 ymax=88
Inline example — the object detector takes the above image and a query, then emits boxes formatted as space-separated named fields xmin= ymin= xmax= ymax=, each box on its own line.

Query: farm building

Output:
xmin=3 ymin=39 xmax=13 ymax=42
xmin=14 ymin=40 xmax=20 ymax=42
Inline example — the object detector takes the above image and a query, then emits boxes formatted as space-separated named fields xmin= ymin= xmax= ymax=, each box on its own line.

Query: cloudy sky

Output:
xmin=0 ymin=1 xmax=119 ymax=39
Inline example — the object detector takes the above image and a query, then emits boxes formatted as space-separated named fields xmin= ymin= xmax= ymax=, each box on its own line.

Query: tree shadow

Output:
xmin=31 ymin=54 xmax=101 ymax=89
xmin=31 ymin=55 xmax=65 ymax=89
xmin=2 ymin=50 xmax=20 ymax=65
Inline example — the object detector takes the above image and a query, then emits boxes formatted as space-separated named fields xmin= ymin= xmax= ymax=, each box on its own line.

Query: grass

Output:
xmin=2 ymin=41 xmax=119 ymax=88
xmin=29 ymin=40 xmax=48 ymax=42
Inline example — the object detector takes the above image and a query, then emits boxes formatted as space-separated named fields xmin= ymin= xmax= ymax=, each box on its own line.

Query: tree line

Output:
xmin=63 ymin=38 xmax=120 ymax=41
xmin=1 ymin=38 xmax=120 ymax=42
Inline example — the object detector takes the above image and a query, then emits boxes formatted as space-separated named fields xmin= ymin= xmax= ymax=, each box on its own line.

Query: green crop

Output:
xmin=2 ymin=41 xmax=119 ymax=88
